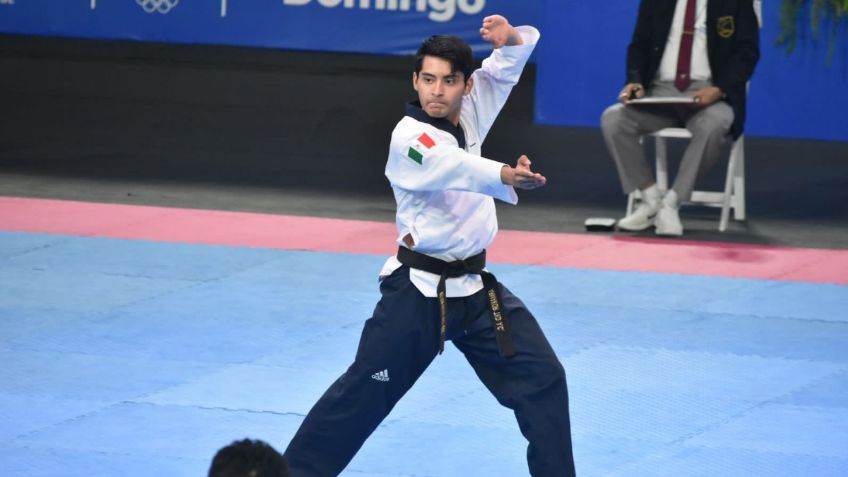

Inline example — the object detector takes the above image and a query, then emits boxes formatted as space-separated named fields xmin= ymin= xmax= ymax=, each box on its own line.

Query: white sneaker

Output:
xmin=655 ymin=204 xmax=683 ymax=236
xmin=617 ymin=202 xmax=659 ymax=231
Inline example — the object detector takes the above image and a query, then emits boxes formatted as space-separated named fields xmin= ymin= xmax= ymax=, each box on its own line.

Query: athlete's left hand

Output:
xmin=501 ymin=155 xmax=546 ymax=190
xmin=480 ymin=15 xmax=522 ymax=48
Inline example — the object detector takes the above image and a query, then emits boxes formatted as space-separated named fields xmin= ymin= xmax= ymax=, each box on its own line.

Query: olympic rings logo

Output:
xmin=136 ymin=0 xmax=180 ymax=14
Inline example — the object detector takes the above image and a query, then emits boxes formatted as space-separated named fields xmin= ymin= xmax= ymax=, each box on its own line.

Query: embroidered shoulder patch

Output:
xmin=717 ymin=16 xmax=735 ymax=39
xmin=405 ymin=132 xmax=436 ymax=165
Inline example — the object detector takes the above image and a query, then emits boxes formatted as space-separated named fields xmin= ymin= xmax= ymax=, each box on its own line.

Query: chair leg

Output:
xmin=719 ymin=158 xmax=734 ymax=232
xmin=654 ymin=136 xmax=669 ymax=194
xmin=734 ymin=138 xmax=746 ymax=220
xmin=719 ymin=137 xmax=744 ymax=231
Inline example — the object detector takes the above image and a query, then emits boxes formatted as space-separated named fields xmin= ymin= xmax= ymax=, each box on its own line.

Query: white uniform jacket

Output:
xmin=379 ymin=26 xmax=540 ymax=298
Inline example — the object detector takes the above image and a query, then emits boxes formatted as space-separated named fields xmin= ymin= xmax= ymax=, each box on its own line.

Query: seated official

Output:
xmin=601 ymin=0 xmax=759 ymax=235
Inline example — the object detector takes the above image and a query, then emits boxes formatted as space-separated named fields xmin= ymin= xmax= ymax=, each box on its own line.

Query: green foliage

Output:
xmin=776 ymin=0 xmax=847 ymax=63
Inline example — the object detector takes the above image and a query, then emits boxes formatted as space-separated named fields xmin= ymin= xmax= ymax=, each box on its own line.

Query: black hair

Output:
xmin=208 ymin=439 xmax=290 ymax=477
xmin=414 ymin=35 xmax=474 ymax=82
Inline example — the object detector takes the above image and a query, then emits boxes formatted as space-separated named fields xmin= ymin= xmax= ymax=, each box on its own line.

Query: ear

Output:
xmin=412 ymin=72 xmax=419 ymax=92
xmin=464 ymin=77 xmax=474 ymax=95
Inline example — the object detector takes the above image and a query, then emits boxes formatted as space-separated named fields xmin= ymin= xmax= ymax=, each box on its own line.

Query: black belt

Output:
xmin=396 ymin=246 xmax=516 ymax=358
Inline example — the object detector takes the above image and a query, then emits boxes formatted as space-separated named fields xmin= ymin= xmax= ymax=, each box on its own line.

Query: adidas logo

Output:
xmin=371 ymin=369 xmax=390 ymax=382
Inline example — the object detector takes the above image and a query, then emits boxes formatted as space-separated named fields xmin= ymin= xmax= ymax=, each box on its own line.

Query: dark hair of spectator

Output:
xmin=208 ymin=439 xmax=290 ymax=477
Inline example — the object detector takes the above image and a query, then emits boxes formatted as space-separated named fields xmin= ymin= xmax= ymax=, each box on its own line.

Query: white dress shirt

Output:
xmin=657 ymin=0 xmax=712 ymax=84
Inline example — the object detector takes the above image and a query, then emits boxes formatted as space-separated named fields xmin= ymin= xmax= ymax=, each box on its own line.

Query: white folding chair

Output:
xmin=626 ymin=130 xmax=746 ymax=232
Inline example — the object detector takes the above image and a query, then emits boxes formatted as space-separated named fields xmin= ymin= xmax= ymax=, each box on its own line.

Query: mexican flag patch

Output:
xmin=406 ymin=133 xmax=435 ymax=165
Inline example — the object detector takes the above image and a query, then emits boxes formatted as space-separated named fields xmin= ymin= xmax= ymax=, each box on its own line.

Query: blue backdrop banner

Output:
xmin=0 ymin=0 xmax=539 ymax=56
xmin=5 ymin=1 xmax=844 ymax=141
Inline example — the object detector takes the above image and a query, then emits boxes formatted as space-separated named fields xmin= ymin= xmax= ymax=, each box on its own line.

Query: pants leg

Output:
xmin=284 ymin=267 xmax=440 ymax=477
xmin=673 ymin=101 xmax=734 ymax=201
xmin=453 ymin=284 xmax=576 ymax=477
xmin=601 ymin=101 xmax=680 ymax=194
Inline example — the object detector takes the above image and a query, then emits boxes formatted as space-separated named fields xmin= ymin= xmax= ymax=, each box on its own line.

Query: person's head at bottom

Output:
xmin=208 ymin=438 xmax=290 ymax=477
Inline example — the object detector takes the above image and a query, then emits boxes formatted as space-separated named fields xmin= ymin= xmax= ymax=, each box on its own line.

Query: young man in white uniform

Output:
xmin=284 ymin=15 xmax=576 ymax=477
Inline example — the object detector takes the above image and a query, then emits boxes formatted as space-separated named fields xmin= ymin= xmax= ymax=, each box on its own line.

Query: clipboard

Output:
xmin=626 ymin=97 xmax=698 ymax=105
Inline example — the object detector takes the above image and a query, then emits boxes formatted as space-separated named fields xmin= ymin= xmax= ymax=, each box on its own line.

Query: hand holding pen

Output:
xmin=619 ymin=83 xmax=645 ymax=104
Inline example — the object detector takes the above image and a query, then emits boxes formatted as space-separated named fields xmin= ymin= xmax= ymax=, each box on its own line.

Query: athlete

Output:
xmin=284 ymin=15 xmax=576 ymax=477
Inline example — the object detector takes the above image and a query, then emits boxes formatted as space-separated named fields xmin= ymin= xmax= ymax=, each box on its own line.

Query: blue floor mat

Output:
xmin=1 ymin=231 xmax=847 ymax=476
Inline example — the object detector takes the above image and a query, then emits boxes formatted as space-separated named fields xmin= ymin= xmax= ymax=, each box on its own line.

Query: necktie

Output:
xmin=675 ymin=0 xmax=697 ymax=91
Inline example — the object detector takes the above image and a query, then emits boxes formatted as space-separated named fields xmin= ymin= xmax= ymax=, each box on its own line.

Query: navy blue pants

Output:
xmin=284 ymin=266 xmax=575 ymax=476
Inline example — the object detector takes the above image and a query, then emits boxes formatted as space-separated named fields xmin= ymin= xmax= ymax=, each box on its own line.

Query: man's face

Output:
xmin=413 ymin=55 xmax=473 ymax=126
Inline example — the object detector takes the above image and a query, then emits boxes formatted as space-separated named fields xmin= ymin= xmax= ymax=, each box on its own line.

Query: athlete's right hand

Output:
xmin=480 ymin=15 xmax=522 ymax=48
xmin=501 ymin=155 xmax=546 ymax=190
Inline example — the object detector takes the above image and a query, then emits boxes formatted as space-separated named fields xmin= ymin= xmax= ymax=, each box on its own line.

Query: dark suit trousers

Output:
xmin=284 ymin=266 xmax=576 ymax=477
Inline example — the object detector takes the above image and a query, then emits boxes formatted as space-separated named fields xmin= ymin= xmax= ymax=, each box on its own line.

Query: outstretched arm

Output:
xmin=386 ymin=125 xmax=519 ymax=204
xmin=480 ymin=15 xmax=523 ymax=48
